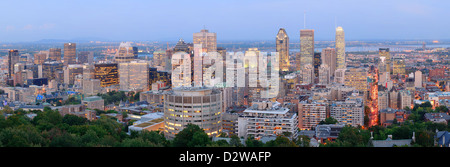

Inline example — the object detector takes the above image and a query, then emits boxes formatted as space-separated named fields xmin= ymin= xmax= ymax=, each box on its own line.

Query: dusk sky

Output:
xmin=0 ymin=0 xmax=449 ymax=42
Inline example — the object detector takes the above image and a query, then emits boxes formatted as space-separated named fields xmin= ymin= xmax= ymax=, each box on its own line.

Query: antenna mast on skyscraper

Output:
xmin=335 ymin=16 xmax=337 ymax=29
xmin=304 ymin=11 xmax=306 ymax=29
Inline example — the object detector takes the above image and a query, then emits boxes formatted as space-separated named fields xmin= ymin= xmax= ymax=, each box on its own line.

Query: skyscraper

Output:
xmin=321 ymin=47 xmax=337 ymax=77
xmin=78 ymin=51 xmax=94 ymax=64
xmin=94 ymin=63 xmax=119 ymax=87
xmin=300 ymin=29 xmax=314 ymax=67
xmin=392 ymin=57 xmax=406 ymax=76
xmin=344 ymin=67 xmax=368 ymax=93
xmin=300 ymin=29 xmax=314 ymax=84
xmin=119 ymin=60 xmax=150 ymax=92
xmin=335 ymin=26 xmax=345 ymax=70
xmin=64 ymin=43 xmax=77 ymax=66
xmin=115 ymin=42 xmax=138 ymax=63
xmin=313 ymin=52 xmax=321 ymax=78
xmin=276 ymin=28 xmax=289 ymax=72
xmin=414 ymin=70 xmax=423 ymax=88
xmin=8 ymin=50 xmax=20 ymax=78
xmin=379 ymin=48 xmax=391 ymax=74
xmin=42 ymin=60 xmax=64 ymax=81
xmin=34 ymin=51 xmax=48 ymax=65
xmin=193 ymin=29 xmax=217 ymax=53
xmin=48 ymin=48 xmax=62 ymax=62
xmin=318 ymin=64 xmax=331 ymax=85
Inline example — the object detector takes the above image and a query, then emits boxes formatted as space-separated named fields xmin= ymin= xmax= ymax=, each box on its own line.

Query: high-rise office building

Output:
xmin=318 ymin=64 xmax=331 ymax=85
xmin=34 ymin=51 xmax=48 ymax=65
xmin=152 ymin=50 xmax=167 ymax=71
xmin=48 ymin=48 xmax=62 ymax=62
xmin=321 ymin=47 xmax=337 ymax=77
xmin=313 ymin=52 xmax=321 ymax=78
xmin=115 ymin=42 xmax=138 ymax=62
xmin=8 ymin=50 xmax=20 ymax=78
xmin=415 ymin=70 xmax=423 ymax=88
xmin=379 ymin=48 xmax=391 ymax=74
xmin=94 ymin=63 xmax=119 ymax=87
xmin=344 ymin=68 xmax=368 ymax=93
xmin=301 ymin=64 xmax=314 ymax=84
xmin=300 ymin=29 xmax=314 ymax=67
xmin=335 ymin=26 xmax=345 ymax=69
xmin=276 ymin=28 xmax=290 ymax=72
xmin=64 ymin=43 xmax=76 ymax=65
xmin=119 ymin=60 xmax=150 ymax=92
xmin=78 ymin=51 xmax=94 ymax=64
xmin=193 ymin=29 xmax=217 ymax=53
xmin=64 ymin=64 xmax=83 ymax=85
xmin=42 ymin=60 xmax=64 ymax=81
xmin=392 ymin=57 xmax=406 ymax=76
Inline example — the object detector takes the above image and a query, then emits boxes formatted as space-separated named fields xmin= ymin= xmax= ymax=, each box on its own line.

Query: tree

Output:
xmin=172 ymin=124 xmax=211 ymax=147
xmin=138 ymin=131 xmax=168 ymax=147
xmin=264 ymin=136 xmax=297 ymax=147
xmin=245 ymin=136 xmax=264 ymax=147
xmin=391 ymin=125 xmax=412 ymax=140
xmin=335 ymin=126 xmax=370 ymax=147
xmin=189 ymin=131 xmax=211 ymax=147
xmin=414 ymin=129 xmax=434 ymax=147
xmin=319 ymin=117 xmax=338 ymax=125
xmin=49 ymin=131 xmax=81 ymax=147
xmin=62 ymin=114 xmax=87 ymax=126
xmin=295 ymin=135 xmax=311 ymax=147
xmin=435 ymin=106 xmax=449 ymax=113
xmin=0 ymin=125 xmax=47 ymax=147
xmin=229 ymin=135 xmax=243 ymax=147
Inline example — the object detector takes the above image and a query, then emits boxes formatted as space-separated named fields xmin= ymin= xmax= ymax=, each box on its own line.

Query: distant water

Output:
xmin=138 ymin=54 xmax=153 ymax=58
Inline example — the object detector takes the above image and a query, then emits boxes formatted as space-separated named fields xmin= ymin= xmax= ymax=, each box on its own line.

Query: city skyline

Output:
xmin=1 ymin=0 xmax=450 ymax=151
xmin=1 ymin=0 xmax=450 ymax=42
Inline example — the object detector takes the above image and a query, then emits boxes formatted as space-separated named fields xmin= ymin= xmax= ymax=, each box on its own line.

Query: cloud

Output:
xmin=396 ymin=3 xmax=433 ymax=16
xmin=5 ymin=25 xmax=15 ymax=31
xmin=39 ymin=23 xmax=55 ymax=30
xmin=23 ymin=24 xmax=33 ymax=30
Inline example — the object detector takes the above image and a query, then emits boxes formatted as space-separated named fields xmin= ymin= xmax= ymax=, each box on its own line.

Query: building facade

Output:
xmin=322 ymin=47 xmax=337 ymax=77
xmin=276 ymin=28 xmax=290 ymax=72
xmin=298 ymin=100 xmax=327 ymax=130
xmin=193 ymin=29 xmax=217 ymax=53
xmin=48 ymin=48 xmax=62 ymax=62
xmin=330 ymin=98 xmax=364 ymax=127
xmin=94 ymin=63 xmax=119 ymax=87
xmin=238 ymin=101 xmax=298 ymax=139
xmin=119 ymin=60 xmax=150 ymax=92
xmin=115 ymin=42 xmax=138 ymax=63
xmin=63 ymin=43 xmax=76 ymax=65
xmin=163 ymin=87 xmax=223 ymax=139
xmin=300 ymin=29 xmax=314 ymax=68
xmin=335 ymin=26 xmax=345 ymax=70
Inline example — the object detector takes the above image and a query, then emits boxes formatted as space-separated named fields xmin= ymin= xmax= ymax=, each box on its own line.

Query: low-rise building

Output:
xmin=128 ymin=112 xmax=164 ymax=132
xmin=379 ymin=108 xmax=410 ymax=127
xmin=238 ymin=101 xmax=298 ymax=140
xmin=424 ymin=112 xmax=450 ymax=124
xmin=82 ymin=96 xmax=105 ymax=111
